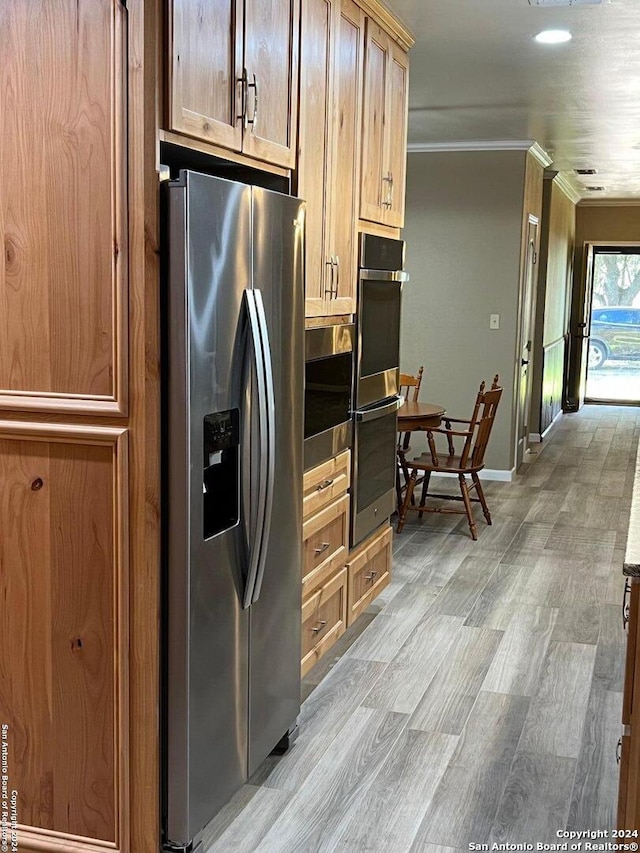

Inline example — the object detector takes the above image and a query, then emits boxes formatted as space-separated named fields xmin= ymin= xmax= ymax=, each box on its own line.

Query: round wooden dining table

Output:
xmin=396 ymin=402 xmax=446 ymax=510
xmin=398 ymin=401 xmax=446 ymax=445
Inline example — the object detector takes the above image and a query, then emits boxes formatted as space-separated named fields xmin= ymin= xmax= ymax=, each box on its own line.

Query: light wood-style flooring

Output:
xmin=203 ymin=405 xmax=638 ymax=852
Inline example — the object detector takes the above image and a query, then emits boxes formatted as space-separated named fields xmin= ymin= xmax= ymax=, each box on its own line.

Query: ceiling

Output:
xmin=385 ymin=0 xmax=640 ymax=200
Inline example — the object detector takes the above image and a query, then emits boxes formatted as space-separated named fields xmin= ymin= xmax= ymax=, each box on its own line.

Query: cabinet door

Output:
xmin=0 ymin=0 xmax=127 ymax=414
xmin=328 ymin=0 xmax=364 ymax=315
xmin=0 ymin=427 xmax=128 ymax=846
xmin=243 ymin=0 xmax=300 ymax=168
xmin=359 ymin=20 xmax=388 ymax=224
xmin=384 ymin=40 xmax=409 ymax=228
xmin=298 ymin=0 xmax=333 ymax=316
xmin=169 ymin=0 xmax=244 ymax=151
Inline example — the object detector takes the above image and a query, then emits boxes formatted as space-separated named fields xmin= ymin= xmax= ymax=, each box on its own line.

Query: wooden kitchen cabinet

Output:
xmin=360 ymin=20 xmax=409 ymax=228
xmin=619 ymin=577 xmax=640 ymax=827
xmin=1 ymin=1 xmax=160 ymax=850
xmin=346 ymin=523 xmax=392 ymax=625
xmin=0 ymin=0 xmax=127 ymax=415
xmin=169 ymin=0 xmax=299 ymax=169
xmin=303 ymin=449 xmax=351 ymax=519
xmin=301 ymin=451 xmax=393 ymax=675
xmin=169 ymin=0 xmax=244 ymax=152
xmin=301 ymin=452 xmax=350 ymax=672
xmin=298 ymin=0 xmax=364 ymax=317
xmin=301 ymin=567 xmax=348 ymax=676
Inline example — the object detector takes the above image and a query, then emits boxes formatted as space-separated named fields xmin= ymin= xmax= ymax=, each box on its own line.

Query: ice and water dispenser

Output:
xmin=202 ymin=409 xmax=240 ymax=539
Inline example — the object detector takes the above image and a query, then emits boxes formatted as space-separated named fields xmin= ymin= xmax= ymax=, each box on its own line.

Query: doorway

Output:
xmin=585 ymin=246 xmax=640 ymax=403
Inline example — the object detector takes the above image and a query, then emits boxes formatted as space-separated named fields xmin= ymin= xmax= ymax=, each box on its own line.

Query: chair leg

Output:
xmin=419 ymin=470 xmax=431 ymax=508
xmin=458 ymin=473 xmax=477 ymax=540
xmin=397 ymin=471 xmax=418 ymax=533
xmin=472 ymin=472 xmax=492 ymax=525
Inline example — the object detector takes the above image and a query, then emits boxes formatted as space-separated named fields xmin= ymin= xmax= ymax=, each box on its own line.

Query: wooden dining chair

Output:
xmin=399 ymin=366 xmax=424 ymax=404
xmin=396 ymin=367 xmax=424 ymax=507
xmin=396 ymin=375 xmax=503 ymax=540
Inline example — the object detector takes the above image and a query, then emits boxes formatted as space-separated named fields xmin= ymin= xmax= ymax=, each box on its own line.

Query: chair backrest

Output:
xmin=459 ymin=375 xmax=503 ymax=469
xmin=399 ymin=366 xmax=424 ymax=402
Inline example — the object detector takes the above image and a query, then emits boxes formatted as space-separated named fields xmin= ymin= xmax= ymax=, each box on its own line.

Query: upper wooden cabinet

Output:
xmin=360 ymin=20 xmax=409 ymax=228
xmin=169 ymin=0 xmax=299 ymax=169
xmin=0 ymin=0 xmax=128 ymax=415
xmin=298 ymin=0 xmax=365 ymax=317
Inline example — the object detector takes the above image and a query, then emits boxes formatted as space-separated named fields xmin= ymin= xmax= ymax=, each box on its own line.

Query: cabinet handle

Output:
xmin=623 ymin=578 xmax=631 ymax=630
xmin=325 ymin=257 xmax=335 ymax=297
xmin=381 ymin=174 xmax=391 ymax=208
xmin=247 ymin=73 xmax=258 ymax=134
xmin=383 ymin=172 xmax=394 ymax=207
xmin=316 ymin=478 xmax=334 ymax=492
xmin=237 ymin=68 xmax=248 ymax=129
xmin=617 ymin=737 xmax=623 ymax=765
xmin=364 ymin=571 xmax=378 ymax=582
xmin=314 ymin=541 xmax=331 ymax=555
xmin=333 ymin=255 xmax=340 ymax=298
xmin=311 ymin=620 xmax=328 ymax=635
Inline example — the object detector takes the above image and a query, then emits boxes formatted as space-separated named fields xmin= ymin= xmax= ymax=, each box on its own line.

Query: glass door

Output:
xmin=585 ymin=246 xmax=640 ymax=403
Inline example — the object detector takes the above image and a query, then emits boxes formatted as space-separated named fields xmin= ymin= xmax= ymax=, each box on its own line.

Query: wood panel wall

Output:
xmin=1 ymin=1 xmax=160 ymax=851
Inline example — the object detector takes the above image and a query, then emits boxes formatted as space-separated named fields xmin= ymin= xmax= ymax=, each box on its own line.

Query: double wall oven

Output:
xmin=303 ymin=235 xmax=407 ymax=549
xmin=352 ymin=235 xmax=407 ymax=546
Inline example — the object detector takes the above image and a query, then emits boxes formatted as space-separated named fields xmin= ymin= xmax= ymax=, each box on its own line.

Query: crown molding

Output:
xmin=553 ymin=173 xmax=582 ymax=204
xmin=406 ymin=140 xmax=554 ymax=168
xmin=407 ymin=139 xmax=536 ymax=154
xmin=528 ymin=142 xmax=554 ymax=168
xmin=357 ymin=0 xmax=415 ymax=49
xmin=578 ymin=198 xmax=640 ymax=207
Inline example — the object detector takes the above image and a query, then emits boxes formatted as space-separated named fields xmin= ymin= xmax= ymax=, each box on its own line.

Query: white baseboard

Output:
xmin=528 ymin=432 xmax=542 ymax=443
xmin=541 ymin=409 xmax=563 ymax=440
xmin=432 ymin=468 xmax=515 ymax=483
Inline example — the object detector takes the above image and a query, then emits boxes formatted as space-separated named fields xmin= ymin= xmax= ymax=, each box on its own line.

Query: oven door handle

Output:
xmin=359 ymin=270 xmax=409 ymax=282
xmin=355 ymin=397 xmax=402 ymax=423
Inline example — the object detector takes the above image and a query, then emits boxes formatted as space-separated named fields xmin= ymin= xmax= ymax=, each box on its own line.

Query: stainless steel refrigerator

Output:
xmin=163 ymin=170 xmax=304 ymax=853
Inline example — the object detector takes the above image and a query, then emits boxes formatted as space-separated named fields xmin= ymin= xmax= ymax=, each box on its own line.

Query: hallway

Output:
xmin=204 ymin=405 xmax=639 ymax=851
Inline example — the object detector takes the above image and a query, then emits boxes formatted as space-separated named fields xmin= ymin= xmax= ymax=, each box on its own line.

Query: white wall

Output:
xmin=400 ymin=150 xmax=527 ymax=472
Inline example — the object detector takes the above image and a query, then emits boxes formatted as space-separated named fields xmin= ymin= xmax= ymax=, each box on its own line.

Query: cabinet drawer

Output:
xmin=302 ymin=494 xmax=349 ymax=599
xmin=301 ymin=568 xmax=347 ymax=676
xmin=346 ymin=523 xmax=392 ymax=626
xmin=303 ymin=450 xmax=351 ymax=521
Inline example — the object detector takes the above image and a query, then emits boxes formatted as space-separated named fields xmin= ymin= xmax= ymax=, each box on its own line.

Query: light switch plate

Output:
xmin=490 ymin=314 xmax=500 ymax=330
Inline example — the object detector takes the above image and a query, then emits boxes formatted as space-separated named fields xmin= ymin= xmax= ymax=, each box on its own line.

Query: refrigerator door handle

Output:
xmin=243 ymin=289 xmax=269 ymax=609
xmin=249 ymin=288 xmax=276 ymax=604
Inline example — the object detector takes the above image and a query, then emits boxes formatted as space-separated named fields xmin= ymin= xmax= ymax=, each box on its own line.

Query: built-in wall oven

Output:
xmin=352 ymin=235 xmax=407 ymax=546
xmin=304 ymin=324 xmax=354 ymax=471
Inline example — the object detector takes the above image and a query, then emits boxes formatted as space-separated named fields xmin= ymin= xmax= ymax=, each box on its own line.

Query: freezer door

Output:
xmin=248 ymin=187 xmax=304 ymax=774
xmin=165 ymin=171 xmax=253 ymax=846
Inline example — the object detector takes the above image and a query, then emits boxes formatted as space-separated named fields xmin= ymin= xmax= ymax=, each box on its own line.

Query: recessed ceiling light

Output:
xmin=535 ymin=29 xmax=573 ymax=44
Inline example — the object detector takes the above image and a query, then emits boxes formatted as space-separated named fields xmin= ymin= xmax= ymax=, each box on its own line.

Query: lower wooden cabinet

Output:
xmin=619 ymin=576 xmax=640 ymax=828
xmin=619 ymin=733 xmax=631 ymax=828
xmin=300 ymin=450 xmax=393 ymax=676
xmin=346 ymin=523 xmax=392 ymax=625
xmin=301 ymin=567 xmax=348 ymax=675
xmin=302 ymin=493 xmax=350 ymax=600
